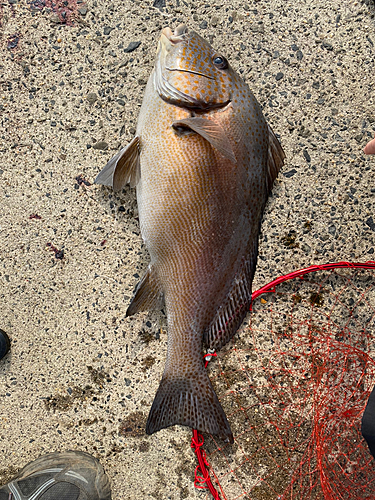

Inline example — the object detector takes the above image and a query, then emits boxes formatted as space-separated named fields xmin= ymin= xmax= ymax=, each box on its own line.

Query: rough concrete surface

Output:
xmin=0 ymin=0 xmax=374 ymax=498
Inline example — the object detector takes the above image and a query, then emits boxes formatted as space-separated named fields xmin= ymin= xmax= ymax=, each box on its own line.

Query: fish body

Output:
xmin=95 ymin=25 xmax=285 ymax=442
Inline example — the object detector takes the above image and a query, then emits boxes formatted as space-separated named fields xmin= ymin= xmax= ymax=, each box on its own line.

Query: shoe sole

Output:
xmin=12 ymin=450 xmax=111 ymax=500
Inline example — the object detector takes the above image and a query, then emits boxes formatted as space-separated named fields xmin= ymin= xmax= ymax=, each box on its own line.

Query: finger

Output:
xmin=364 ymin=138 xmax=375 ymax=155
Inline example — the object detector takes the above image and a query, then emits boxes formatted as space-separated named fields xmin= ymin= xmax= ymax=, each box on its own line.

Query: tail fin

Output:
xmin=146 ymin=373 xmax=234 ymax=443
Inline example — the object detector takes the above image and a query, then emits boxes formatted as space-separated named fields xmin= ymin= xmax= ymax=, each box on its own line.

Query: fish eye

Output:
xmin=212 ymin=55 xmax=228 ymax=69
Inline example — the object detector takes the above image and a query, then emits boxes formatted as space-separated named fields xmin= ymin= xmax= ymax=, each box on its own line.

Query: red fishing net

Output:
xmin=192 ymin=262 xmax=375 ymax=500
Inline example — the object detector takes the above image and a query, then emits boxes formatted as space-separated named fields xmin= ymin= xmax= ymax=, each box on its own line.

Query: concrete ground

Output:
xmin=0 ymin=0 xmax=374 ymax=498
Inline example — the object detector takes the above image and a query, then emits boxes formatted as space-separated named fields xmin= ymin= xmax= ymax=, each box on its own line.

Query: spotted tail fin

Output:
xmin=146 ymin=372 xmax=234 ymax=443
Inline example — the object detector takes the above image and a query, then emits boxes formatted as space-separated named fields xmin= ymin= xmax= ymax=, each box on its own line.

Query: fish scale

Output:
xmin=95 ymin=24 xmax=285 ymax=442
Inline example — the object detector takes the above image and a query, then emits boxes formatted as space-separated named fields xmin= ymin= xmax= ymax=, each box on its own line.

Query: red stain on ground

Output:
xmin=75 ymin=174 xmax=92 ymax=187
xmin=29 ymin=0 xmax=83 ymax=25
xmin=46 ymin=242 xmax=64 ymax=259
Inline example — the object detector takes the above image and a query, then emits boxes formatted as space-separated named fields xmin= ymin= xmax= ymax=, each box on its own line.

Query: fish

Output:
xmin=95 ymin=24 xmax=285 ymax=443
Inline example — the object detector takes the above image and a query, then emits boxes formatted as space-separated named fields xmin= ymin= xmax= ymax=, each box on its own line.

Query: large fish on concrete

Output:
xmin=95 ymin=25 xmax=285 ymax=443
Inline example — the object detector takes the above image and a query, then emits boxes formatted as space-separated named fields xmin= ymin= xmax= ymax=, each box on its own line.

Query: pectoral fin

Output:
xmin=126 ymin=265 xmax=164 ymax=317
xmin=172 ymin=117 xmax=236 ymax=164
xmin=94 ymin=136 xmax=140 ymax=191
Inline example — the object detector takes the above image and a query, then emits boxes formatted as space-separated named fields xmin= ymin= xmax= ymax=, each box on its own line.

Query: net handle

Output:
xmin=191 ymin=260 xmax=375 ymax=498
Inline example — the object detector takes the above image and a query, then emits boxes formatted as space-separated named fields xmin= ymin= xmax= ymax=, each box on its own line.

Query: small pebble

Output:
xmin=93 ymin=141 xmax=108 ymax=150
xmin=322 ymin=41 xmax=333 ymax=50
xmin=328 ymin=225 xmax=336 ymax=236
xmin=303 ymin=150 xmax=311 ymax=163
xmin=50 ymin=14 xmax=61 ymax=24
xmin=86 ymin=93 xmax=98 ymax=104
xmin=124 ymin=41 xmax=141 ymax=53
xmin=153 ymin=0 xmax=165 ymax=8
xmin=301 ymin=243 xmax=311 ymax=254
xmin=7 ymin=34 xmax=20 ymax=50
xmin=55 ymin=250 xmax=64 ymax=260
xmin=283 ymin=169 xmax=297 ymax=178
xmin=211 ymin=16 xmax=219 ymax=27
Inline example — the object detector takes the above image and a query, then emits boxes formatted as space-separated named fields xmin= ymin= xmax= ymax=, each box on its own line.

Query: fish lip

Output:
xmin=161 ymin=24 xmax=187 ymax=44
xmin=174 ymin=24 xmax=188 ymax=36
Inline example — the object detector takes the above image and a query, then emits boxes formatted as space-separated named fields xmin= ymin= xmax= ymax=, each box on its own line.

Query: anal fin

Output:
xmin=94 ymin=136 xmax=140 ymax=191
xmin=126 ymin=265 xmax=163 ymax=317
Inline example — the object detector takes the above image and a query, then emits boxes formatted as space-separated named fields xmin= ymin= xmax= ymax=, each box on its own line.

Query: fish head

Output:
xmin=154 ymin=24 xmax=235 ymax=110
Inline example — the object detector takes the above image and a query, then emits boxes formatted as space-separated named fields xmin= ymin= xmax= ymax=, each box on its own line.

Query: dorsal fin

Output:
xmin=267 ymin=124 xmax=285 ymax=192
xmin=204 ymin=257 xmax=255 ymax=351
xmin=94 ymin=136 xmax=140 ymax=191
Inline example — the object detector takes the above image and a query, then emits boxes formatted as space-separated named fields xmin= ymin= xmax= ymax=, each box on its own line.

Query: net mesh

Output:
xmin=192 ymin=263 xmax=375 ymax=500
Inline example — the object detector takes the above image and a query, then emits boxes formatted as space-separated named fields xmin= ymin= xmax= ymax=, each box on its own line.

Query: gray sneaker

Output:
xmin=0 ymin=451 xmax=111 ymax=500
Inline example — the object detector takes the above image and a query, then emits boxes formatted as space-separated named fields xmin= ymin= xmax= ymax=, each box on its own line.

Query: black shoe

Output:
xmin=0 ymin=330 xmax=10 ymax=361
xmin=362 ymin=385 xmax=375 ymax=458
xmin=0 ymin=451 xmax=111 ymax=500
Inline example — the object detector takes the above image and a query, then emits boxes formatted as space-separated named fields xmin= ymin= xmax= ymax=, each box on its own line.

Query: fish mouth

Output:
xmin=166 ymin=68 xmax=215 ymax=80
xmin=156 ymin=24 xmax=201 ymax=108
xmin=161 ymin=25 xmax=214 ymax=80
xmin=161 ymin=24 xmax=188 ymax=44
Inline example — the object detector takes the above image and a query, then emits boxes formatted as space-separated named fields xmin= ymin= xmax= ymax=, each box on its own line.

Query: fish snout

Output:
xmin=161 ymin=24 xmax=188 ymax=45
xmin=174 ymin=24 xmax=188 ymax=36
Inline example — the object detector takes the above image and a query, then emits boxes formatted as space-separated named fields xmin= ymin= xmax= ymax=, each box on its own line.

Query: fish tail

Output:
xmin=146 ymin=372 xmax=234 ymax=443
